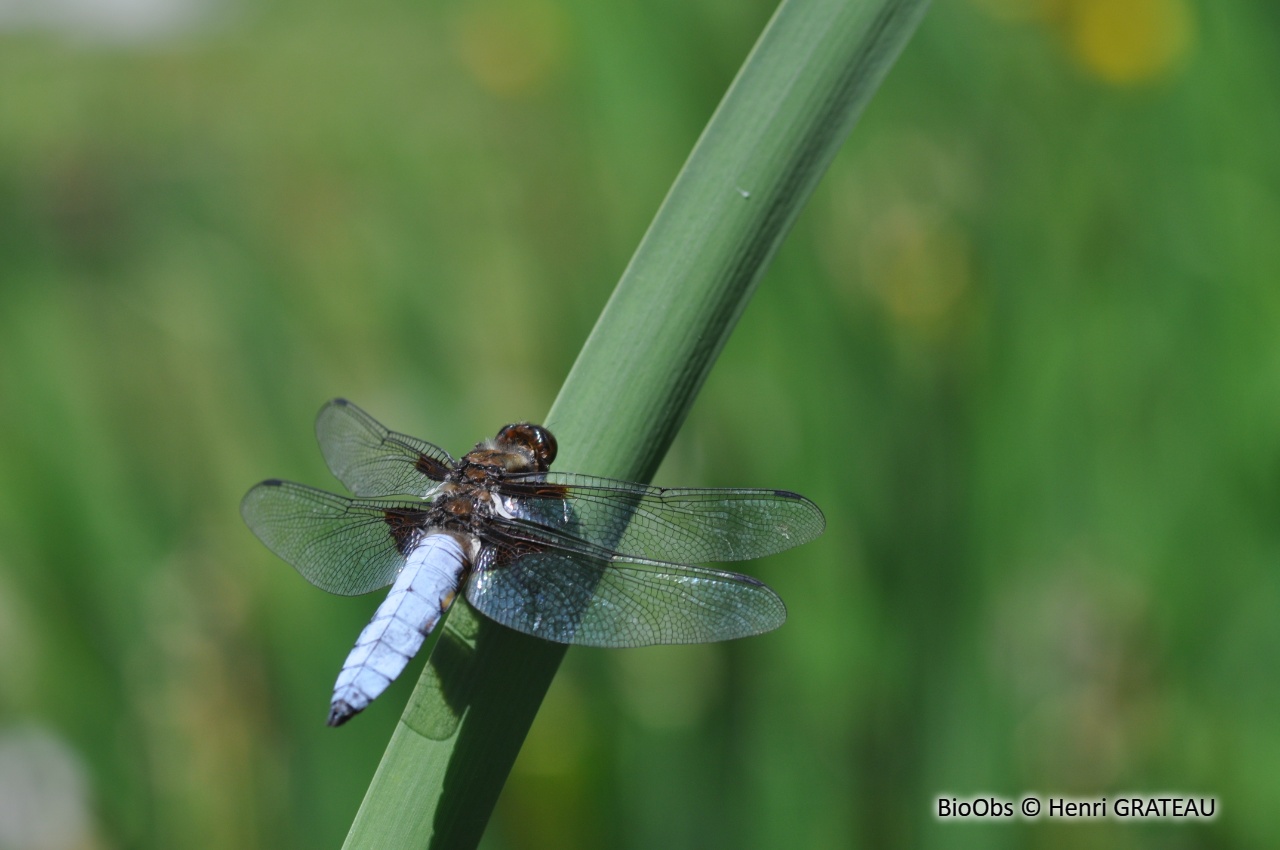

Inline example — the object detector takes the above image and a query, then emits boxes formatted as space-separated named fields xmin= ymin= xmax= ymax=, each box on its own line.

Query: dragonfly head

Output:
xmin=494 ymin=422 xmax=558 ymax=472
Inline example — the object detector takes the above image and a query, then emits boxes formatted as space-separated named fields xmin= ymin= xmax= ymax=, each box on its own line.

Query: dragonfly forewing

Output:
xmin=501 ymin=472 xmax=825 ymax=564
xmin=316 ymin=398 xmax=454 ymax=497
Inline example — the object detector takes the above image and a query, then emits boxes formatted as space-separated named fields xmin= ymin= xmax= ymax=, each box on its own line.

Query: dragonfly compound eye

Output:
xmin=496 ymin=423 xmax=558 ymax=469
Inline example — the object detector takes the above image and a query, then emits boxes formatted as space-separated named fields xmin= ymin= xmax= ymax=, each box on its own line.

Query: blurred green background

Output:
xmin=1 ymin=0 xmax=1276 ymax=847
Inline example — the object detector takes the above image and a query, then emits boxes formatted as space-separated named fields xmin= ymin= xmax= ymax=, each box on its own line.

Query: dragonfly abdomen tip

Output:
xmin=328 ymin=701 xmax=358 ymax=727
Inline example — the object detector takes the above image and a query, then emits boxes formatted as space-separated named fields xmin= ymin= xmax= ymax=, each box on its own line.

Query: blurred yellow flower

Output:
xmin=1061 ymin=0 xmax=1194 ymax=84
xmin=972 ymin=0 xmax=1194 ymax=85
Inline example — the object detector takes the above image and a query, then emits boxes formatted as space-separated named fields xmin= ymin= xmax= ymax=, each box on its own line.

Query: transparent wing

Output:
xmin=497 ymin=471 xmax=825 ymax=564
xmin=315 ymin=398 xmax=455 ymax=497
xmin=402 ymin=607 xmax=480 ymax=741
xmin=240 ymin=479 xmax=429 ymax=596
xmin=465 ymin=545 xmax=786 ymax=647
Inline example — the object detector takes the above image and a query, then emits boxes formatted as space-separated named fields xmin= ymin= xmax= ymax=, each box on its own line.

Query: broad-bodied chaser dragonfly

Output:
xmin=241 ymin=400 xmax=824 ymax=726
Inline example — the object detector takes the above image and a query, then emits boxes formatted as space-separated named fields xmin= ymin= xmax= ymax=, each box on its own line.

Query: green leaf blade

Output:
xmin=342 ymin=0 xmax=929 ymax=847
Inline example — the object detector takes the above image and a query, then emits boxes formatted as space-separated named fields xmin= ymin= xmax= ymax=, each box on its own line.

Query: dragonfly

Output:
xmin=241 ymin=399 xmax=825 ymax=726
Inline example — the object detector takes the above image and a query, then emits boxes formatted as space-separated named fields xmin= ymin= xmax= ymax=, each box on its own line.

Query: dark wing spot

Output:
xmin=498 ymin=481 xmax=569 ymax=499
xmin=384 ymin=508 xmax=428 ymax=555
xmin=489 ymin=538 xmax=546 ymax=569
xmin=533 ymin=484 xmax=569 ymax=498
xmin=415 ymin=454 xmax=450 ymax=480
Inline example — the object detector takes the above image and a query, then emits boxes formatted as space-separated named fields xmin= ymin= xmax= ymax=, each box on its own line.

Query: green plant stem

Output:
xmin=342 ymin=0 xmax=929 ymax=846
